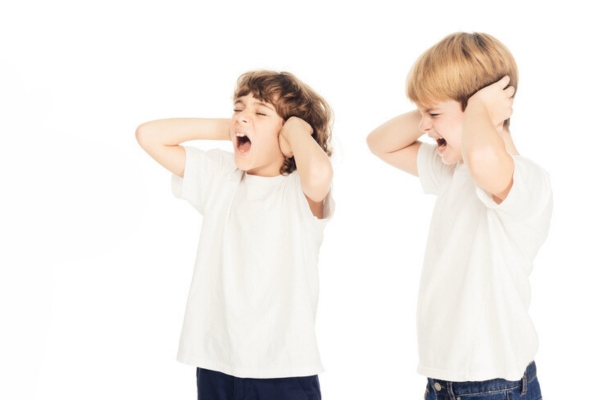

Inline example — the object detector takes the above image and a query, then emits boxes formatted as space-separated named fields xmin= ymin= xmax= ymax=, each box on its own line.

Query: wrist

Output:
xmin=465 ymin=97 xmax=493 ymax=123
xmin=466 ymin=95 xmax=486 ymax=111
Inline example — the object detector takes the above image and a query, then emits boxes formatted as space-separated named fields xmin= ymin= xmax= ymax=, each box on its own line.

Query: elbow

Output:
xmin=464 ymin=146 xmax=514 ymax=191
xmin=304 ymin=162 xmax=333 ymax=202
xmin=135 ymin=122 xmax=158 ymax=150
xmin=366 ymin=130 xmax=380 ymax=155
xmin=135 ymin=123 xmax=149 ymax=147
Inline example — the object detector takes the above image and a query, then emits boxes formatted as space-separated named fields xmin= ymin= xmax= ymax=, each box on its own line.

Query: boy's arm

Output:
xmin=366 ymin=110 xmax=423 ymax=176
xmin=135 ymin=118 xmax=230 ymax=177
xmin=462 ymin=76 xmax=516 ymax=203
xmin=279 ymin=117 xmax=333 ymax=216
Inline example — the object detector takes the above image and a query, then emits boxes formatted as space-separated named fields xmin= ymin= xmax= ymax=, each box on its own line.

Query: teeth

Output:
xmin=235 ymin=132 xmax=247 ymax=137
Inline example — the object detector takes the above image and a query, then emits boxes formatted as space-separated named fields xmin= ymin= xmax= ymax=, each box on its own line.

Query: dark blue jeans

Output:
xmin=425 ymin=362 xmax=542 ymax=400
xmin=196 ymin=368 xmax=321 ymax=400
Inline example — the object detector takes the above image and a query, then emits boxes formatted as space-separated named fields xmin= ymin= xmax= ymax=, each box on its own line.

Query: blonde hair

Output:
xmin=234 ymin=70 xmax=333 ymax=175
xmin=406 ymin=32 xmax=518 ymax=112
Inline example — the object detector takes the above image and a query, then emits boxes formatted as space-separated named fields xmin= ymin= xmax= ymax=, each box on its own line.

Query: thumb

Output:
xmin=497 ymin=75 xmax=511 ymax=88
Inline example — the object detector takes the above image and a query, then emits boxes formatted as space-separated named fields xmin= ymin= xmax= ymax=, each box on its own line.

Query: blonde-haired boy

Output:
xmin=368 ymin=32 xmax=551 ymax=399
xmin=137 ymin=70 xmax=333 ymax=399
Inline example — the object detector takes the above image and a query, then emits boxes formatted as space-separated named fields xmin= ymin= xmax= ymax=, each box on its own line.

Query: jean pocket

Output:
xmin=506 ymin=375 xmax=542 ymax=400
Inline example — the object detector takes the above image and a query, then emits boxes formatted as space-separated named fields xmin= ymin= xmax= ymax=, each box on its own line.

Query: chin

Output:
xmin=233 ymin=156 xmax=251 ymax=171
xmin=439 ymin=148 xmax=462 ymax=165
xmin=441 ymin=155 xmax=461 ymax=165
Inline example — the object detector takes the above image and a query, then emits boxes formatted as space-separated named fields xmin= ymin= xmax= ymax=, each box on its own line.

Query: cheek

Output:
xmin=439 ymin=120 xmax=462 ymax=143
xmin=274 ymin=119 xmax=284 ymax=132
xmin=268 ymin=122 xmax=283 ymax=140
xmin=255 ymin=123 xmax=282 ymax=151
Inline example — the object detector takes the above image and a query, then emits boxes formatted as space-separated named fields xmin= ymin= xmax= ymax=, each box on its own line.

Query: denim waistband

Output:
xmin=428 ymin=362 xmax=537 ymax=397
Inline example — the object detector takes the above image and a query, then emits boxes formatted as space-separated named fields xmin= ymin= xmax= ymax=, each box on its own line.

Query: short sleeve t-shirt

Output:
xmin=171 ymin=147 xmax=333 ymax=378
xmin=416 ymin=143 xmax=552 ymax=382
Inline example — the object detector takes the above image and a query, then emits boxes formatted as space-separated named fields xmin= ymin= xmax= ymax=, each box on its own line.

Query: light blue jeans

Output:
xmin=425 ymin=362 xmax=542 ymax=400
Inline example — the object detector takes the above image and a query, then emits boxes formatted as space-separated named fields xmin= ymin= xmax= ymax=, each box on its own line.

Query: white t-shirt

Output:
xmin=171 ymin=147 xmax=333 ymax=378
xmin=416 ymin=143 xmax=552 ymax=382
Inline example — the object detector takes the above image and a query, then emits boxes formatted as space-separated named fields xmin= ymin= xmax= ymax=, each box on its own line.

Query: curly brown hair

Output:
xmin=234 ymin=70 xmax=333 ymax=175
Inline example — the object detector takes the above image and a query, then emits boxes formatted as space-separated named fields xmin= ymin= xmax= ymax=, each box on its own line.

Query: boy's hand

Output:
xmin=279 ymin=116 xmax=313 ymax=158
xmin=468 ymin=75 xmax=515 ymax=128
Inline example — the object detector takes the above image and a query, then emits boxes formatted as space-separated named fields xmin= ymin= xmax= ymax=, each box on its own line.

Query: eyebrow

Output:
xmin=423 ymin=106 xmax=441 ymax=113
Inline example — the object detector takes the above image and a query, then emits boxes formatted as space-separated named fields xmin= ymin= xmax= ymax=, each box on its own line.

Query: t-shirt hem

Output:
xmin=417 ymin=361 xmax=533 ymax=382
xmin=177 ymin=353 xmax=325 ymax=379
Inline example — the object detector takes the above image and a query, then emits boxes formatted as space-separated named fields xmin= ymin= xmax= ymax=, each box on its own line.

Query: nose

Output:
xmin=419 ymin=114 xmax=432 ymax=133
xmin=236 ymin=110 xmax=249 ymax=124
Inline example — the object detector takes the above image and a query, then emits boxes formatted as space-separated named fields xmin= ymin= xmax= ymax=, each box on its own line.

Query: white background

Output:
xmin=1 ymin=1 xmax=598 ymax=399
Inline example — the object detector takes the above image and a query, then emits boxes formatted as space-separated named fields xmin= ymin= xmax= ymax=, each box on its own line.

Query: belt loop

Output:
xmin=521 ymin=365 xmax=528 ymax=395
xmin=448 ymin=382 xmax=456 ymax=400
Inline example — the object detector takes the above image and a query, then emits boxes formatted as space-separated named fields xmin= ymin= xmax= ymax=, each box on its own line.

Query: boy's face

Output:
xmin=230 ymin=94 xmax=285 ymax=176
xmin=418 ymin=100 xmax=464 ymax=165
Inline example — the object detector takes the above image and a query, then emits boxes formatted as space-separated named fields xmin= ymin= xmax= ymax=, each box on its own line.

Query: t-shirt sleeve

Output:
xmin=417 ymin=142 xmax=454 ymax=195
xmin=171 ymin=147 xmax=230 ymax=214
xmin=475 ymin=156 xmax=553 ymax=222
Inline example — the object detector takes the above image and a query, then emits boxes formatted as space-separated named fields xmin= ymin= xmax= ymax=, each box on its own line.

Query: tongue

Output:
xmin=238 ymin=138 xmax=251 ymax=153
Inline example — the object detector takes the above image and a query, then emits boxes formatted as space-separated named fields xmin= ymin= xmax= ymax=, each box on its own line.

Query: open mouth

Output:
xmin=436 ymin=138 xmax=447 ymax=148
xmin=235 ymin=132 xmax=252 ymax=154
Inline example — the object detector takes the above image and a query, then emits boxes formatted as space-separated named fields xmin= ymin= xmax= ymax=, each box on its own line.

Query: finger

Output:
xmin=497 ymin=75 xmax=511 ymax=88
xmin=505 ymin=85 xmax=516 ymax=98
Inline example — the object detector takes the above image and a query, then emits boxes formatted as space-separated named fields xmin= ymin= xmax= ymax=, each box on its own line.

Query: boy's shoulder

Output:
xmin=474 ymin=153 xmax=552 ymax=222
xmin=184 ymin=146 xmax=237 ymax=172
xmin=509 ymin=154 xmax=551 ymax=192
xmin=512 ymin=153 xmax=548 ymax=171
xmin=416 ymin=142 xmax=457 ymax=194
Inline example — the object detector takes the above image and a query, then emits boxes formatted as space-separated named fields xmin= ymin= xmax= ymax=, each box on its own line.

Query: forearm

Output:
xmin=281 ymin=119 xmax=332 ymax=202
xmin=366 ymin=110 xmax=423 ymax=175
xmin=462 ymin=99 xmax=507 ymax=155
xmin=366 ymin=110 xmax=422 ymax=155
xmin=135 ymin=118 xmax=230 ymax=177
xmin=136 ymin=118 xmax=230 ymax=147
xmin=462 ymin=99 xmax=514 ymax=198
xmin=461 ymin=76 xmax=516 ymax=201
